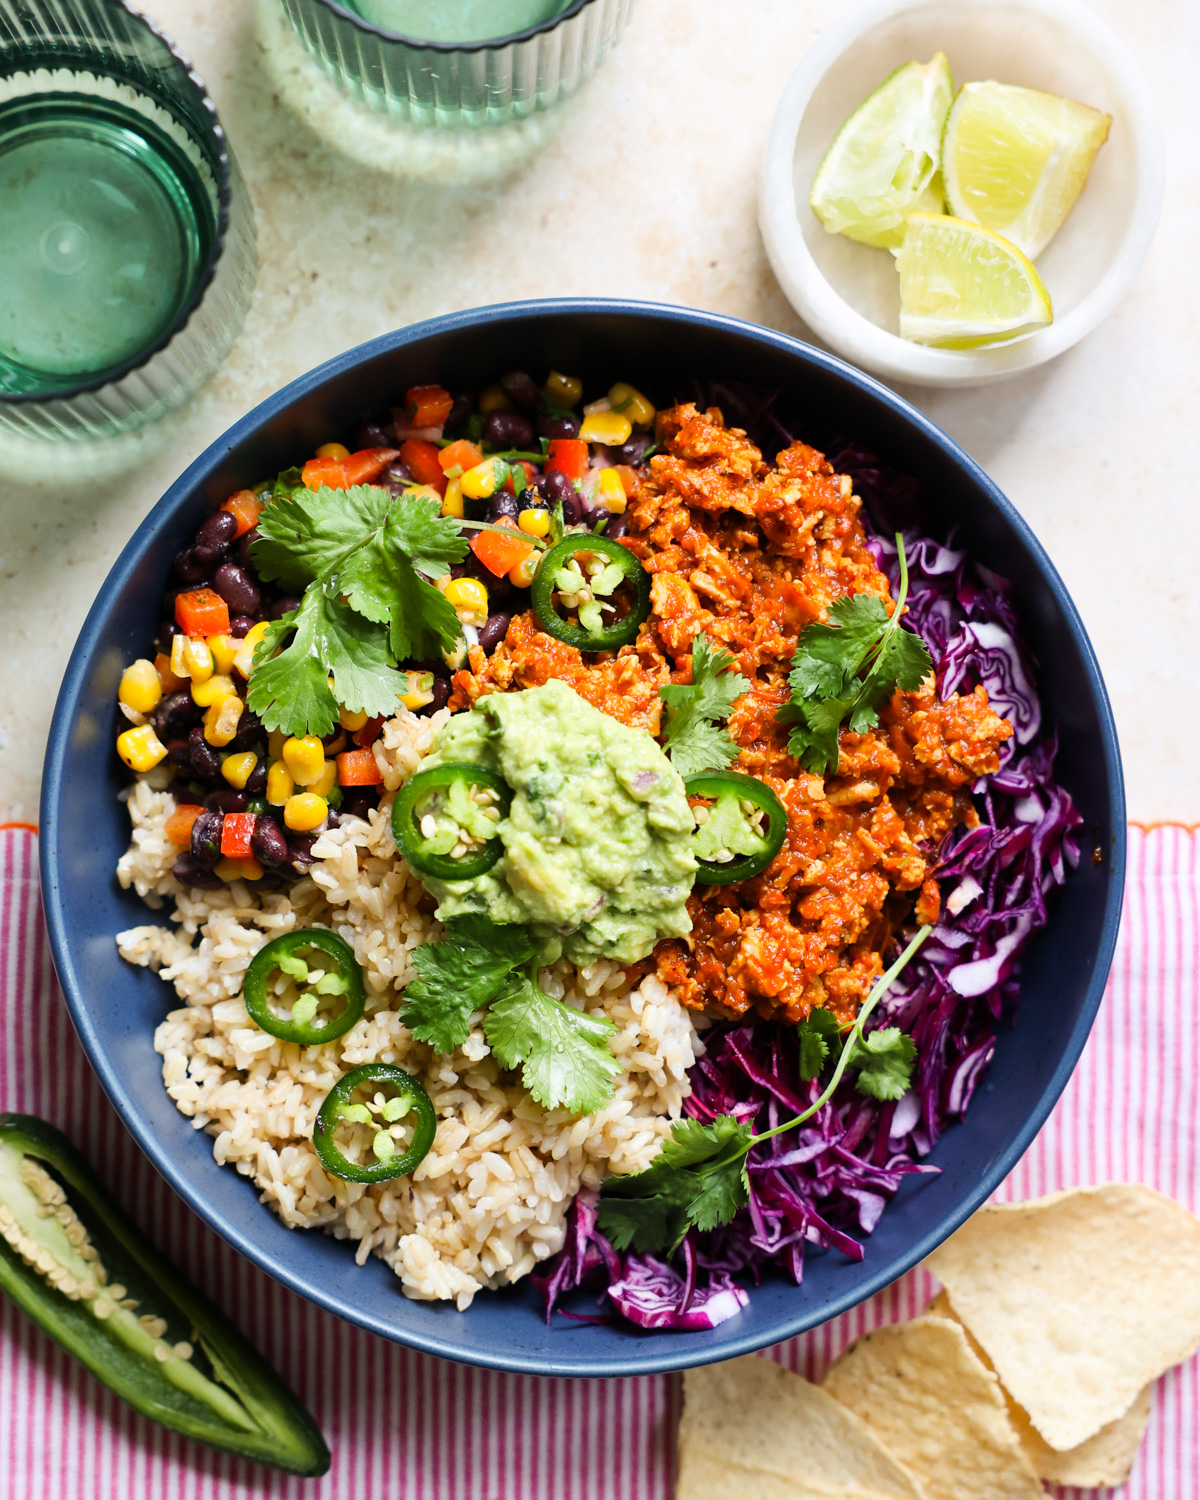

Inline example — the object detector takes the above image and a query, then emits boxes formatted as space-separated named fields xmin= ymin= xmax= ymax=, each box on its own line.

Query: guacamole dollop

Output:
xmin=415 ymin=679 xmax=696 ymax=964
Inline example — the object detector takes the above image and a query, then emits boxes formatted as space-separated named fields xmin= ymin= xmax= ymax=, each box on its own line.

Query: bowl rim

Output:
xmin=40 ymin=298 xmax=1126 ymax=1374
xmin=758 ymin=0 xmax=1166 ymax=388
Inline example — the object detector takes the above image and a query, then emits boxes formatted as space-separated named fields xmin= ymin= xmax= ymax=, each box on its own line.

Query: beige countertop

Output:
xmin=1 ymin=0 xmax=1194 ymax=827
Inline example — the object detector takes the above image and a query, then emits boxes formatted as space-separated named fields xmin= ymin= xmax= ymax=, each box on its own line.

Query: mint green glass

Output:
xmin=346 ymin=0 xmax=573 ymax=45
xmin=0 ymin=0 xmax=257 ymax=440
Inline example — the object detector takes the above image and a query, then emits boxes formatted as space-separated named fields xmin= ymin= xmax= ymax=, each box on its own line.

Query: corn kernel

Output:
xmin=441 ymin=477 xmax=465 ymax=519
xmin=579 ymin=411 xmax=633 ymax=446
xmin=608 ymin=382 xmax=655 ymax=428
xmin=478 ymin=383 xmax=511 ymax=414
xmin=215 ymin=856 xmax=264 ymax=883
xmin=517 ymin=507 xmax=551 ymax=539
xmin=268 ymin=727 xmax=288 ymax=760
xmin=282 ymin=734 xmax=326 ymax=787
xmin=543 ymin=371 xmax=583 ymax=407
xmin=203 ymin=695 xmax=244 ymax=747
xmin=401 ymin=484 xmax=444 ymax=505
xmin=509 ymin=553 xmax=538 ymax=588
xmin=208 ymin=634 xmax=238 ymax=675
xmin=443 ymin=576 xmax=489 ymax=626
xmin=266 ymin=760 xmax=294 ymax=805
xmin=283 ymin=793 xmax=328 ymax=832
xmin=191 ymin=673 xmax=237 ymax=709
xmin=310 ymin=760 xmax=338 ymax=798
xmin=232 ymin=621 xmax=270 ymax=679
xmin=461 ymin=460 xmax=502 ymax=501
xmin=118 ymin=659 xmax=162 ymax=715
xmin=339 ymin=705 xmax=369 ymax=732
xmin=598 ymin=468 xmax=627 ymax=515
xmin=155 ymin=652 xmax=186 ymax=693
xmin=316 ymin=442 xmax=350 ymax=460
xmin=170 ymin=634 xmax=213 ymax=684
xmin=116 ymin=725 xmax=168 ymax=773
xmin=221 ymin=751 xmax=258 ymax=789
xmin=398 ymin=670 xmax=435 ymax=710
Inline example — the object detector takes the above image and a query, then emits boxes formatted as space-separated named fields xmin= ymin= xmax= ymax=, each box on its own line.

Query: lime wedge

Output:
xmin=894 ymin=212 xmax=1053 ymax=347
xmin=810 ymin=54 xmax=954 ymax=249
xmin=942 ymin=81 xmax=1111 ymax=259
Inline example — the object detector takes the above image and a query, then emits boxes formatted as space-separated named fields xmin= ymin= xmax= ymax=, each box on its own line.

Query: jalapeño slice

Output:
xmin=392 ymin=763 xmax=511 ymax=881
xmin=531 ymin=533 xmax=651 ymax=651
xmin=243 ymin=929 xmax=365 ymax=1045
xmin=313 ymin=1063 xmax=437 ymax=1184
xmin=685 ymin=770 xmax=788 ymax=886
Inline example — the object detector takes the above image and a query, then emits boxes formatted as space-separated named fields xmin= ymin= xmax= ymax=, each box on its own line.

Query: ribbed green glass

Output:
xmin=0 ymin=0 xmax=257 ymax=440
xmin=278 ymin=0 xmax=634 ymax=128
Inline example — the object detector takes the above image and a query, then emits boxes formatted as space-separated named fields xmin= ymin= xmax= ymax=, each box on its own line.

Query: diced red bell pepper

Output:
xmin=438 ymin=439 xmax=485 ymax=476
xmin=221 ymin=489 xmax=264 ymax=537
xmin=303 ymin=455 xmax=349 ymax=491
xmin=220 ymin=812 xmax=256 ymax=859
xmin=545 ymin=439 xmax=589 ymax=482
xmin=343 ymin=446 xmax=399 ymax=486
xmin=175 ymin=588 xmax=230 ymax=638
xmin=399 ymin=438 xmax=447 ymax=495
xmin=405 ymin=385 xmax=454 ymax=429
xmin=469 ymin=517 xmax=535 ymax=578
xmin=504 ymin=460 xmax=537 ymax=495
xmin=337 ymin=748 xmax=384 ymax=787
xmin=164 ymin=804 xmax=204 ymax=848
xmin=354 ymin=716 xmax=385 ymax=748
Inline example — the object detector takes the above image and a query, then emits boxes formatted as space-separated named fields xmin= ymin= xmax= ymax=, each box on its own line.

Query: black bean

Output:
xmin=483 ymin=410 xmax=536 ymax=451
xmin=190 ymin=810 xmax=224 ymax=868
xmin=172 ymin=853 xmax=222 ymax=890
xmin=582 ymin=506 xmax=609 ymax=531
xmin=385 ymin=461 xmax=415 ymax=487
xmin=325 ymin=809 xmax=340 ymax=831
xmin=194 ymin=510 xmax=237 ymax=565
xmin=158 ymin=620 xmax=178 ymax=652
xmin=231 ymin=708 xmax=263 ymax=752
xmin=229 ymin=614 xmax=254 ymax=639
xmin=487 ymin=490 xmax=520 ymax=523
xmin=211 ymin=561 xmax=260 ymax=617
xmin=236 ymin=527 xmax=261 ymax=571
xmin=500 ymin=369 xmax=541 ymax=414
xmin=165 ymin=745 xmax=191 ymax=774
xmin=166 ymin=776 xmax=196 ymax=803
xmin=288 ymin=833 xmax=318 ymax=873
xmin=537 ymin=411 xmax=580 ymax=440
xmin=536 ymin=468 xmax=578 ymax=510
xmin=205 ymin=789 xmax=249 ymax=814
xmin=609 ymin=434 xmax=651 ymax=465
xmin=477 ymin=613 xmax=511 ymax=654
xmin=244 ymin=759 xmax=268 ymax=795
xmin=251 ymin=815 xmax=289 ymax=867
xmin=426 ymin=677 xmax=452 ymax=714
xmin=605 ymin=513 xmax=630 ymax=540
xmin=153 ymin=690 xmax=197 ymax=742
xmin=173 ymin=548 xmax=208 ymax=584
xmin=340 ymin=787 xmax=379 ymax=821
xmin=271 ymin=595 xmax=302 ymax=620
xmin=443 ymin=392 xmax=473 ymax=438
xmin=187 ymin=726 xmax=221 ymax=781
xmin=352 ymin=420 xmax=394 ymax=449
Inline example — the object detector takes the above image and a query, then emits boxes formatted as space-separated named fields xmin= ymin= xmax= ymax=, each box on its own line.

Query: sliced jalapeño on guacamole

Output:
xmin=392 ymin=763 xmax=512 ymax=881
xmin=686 ymin=770 xmax=788 ymax=885
xmin=531 ymin=534 xmax=652 ymax=652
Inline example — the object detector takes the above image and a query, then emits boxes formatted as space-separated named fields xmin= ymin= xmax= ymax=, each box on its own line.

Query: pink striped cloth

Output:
xmin=1 ymin=822 xmax=1196 ymax=1498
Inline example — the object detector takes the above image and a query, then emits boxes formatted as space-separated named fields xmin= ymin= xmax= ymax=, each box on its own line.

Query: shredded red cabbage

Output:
xmin=535 ymin=446 xmax=1081 ymax=1332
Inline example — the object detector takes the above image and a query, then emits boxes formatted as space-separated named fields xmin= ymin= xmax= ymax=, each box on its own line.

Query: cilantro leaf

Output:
xmin=380 ymin=532 xmax=464 ymax=662
xmin=485 ymin=976 xmax=620 ymax=1116
xmin=402 ymin=916 xmax=537 ymax=1054
xmin=796 ymin=1007 xmax=844 ymax=1081
xmin=845 ymin=1027 xmax=917 ymax=1101
xmin=247 ymin=586 xmax=409 ymax=737
xmin=382 ymin=492 xmax=467 ymax=579
xmin=252 ymin=484 xmax=392 ymax=591
xmin=660 ymin=634 xmax=750 ymax=776
xmin=781 ymin=694 xmax=854 ymax=776
xmin=787 ymin=594 xmax=890 ymax=701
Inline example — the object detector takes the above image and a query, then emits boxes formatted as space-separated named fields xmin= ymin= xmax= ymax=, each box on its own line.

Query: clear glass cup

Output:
xmin=0 ymin=0 xmax=257 ymax=441
xmin=276 ymin=0 xmax=634 ymax=129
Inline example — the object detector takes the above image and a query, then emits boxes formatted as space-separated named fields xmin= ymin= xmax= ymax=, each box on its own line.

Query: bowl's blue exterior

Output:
xmin=40 ymin=300 xmax=1125 ymax=1376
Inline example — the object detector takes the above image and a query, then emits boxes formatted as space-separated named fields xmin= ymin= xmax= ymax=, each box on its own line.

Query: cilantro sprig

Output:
xmin=776 ymin=533 xmax=933 ymax=776
xmin=247 ymin=483 xmax=467 ymax=737
xmin=596 ymin=926 xmax=930 ymax=1254
xmin=401 ymin=915 xmax=620 ymax=1116
xmin=659 ymin=633 xmax=751 ymax=776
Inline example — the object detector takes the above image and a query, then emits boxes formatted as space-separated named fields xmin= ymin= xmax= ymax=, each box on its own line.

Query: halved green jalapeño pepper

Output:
xmin=391 ymin=762 xmax=511 ymax=881
xmin=313 ymin=1064 xmax=437 ymax=1185
xmin=243 ymin=928 xmax=365 ymax=1045
xmin=531 ymin=533 xmax=652 ymax=651
xmin=685 ymin=770 xmax=788 ymax=886
xmin=0 ymin=1114 xmax=329 ymax=1474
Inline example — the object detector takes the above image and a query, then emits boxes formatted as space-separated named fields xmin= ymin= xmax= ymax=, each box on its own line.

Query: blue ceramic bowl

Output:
xmin=41 ymin=300 xmax=1125 ymax=1376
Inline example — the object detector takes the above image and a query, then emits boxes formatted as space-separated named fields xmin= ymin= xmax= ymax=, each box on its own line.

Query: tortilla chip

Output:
xmin=925 ymin=1290 xmax=1153 ymax=1487
xmin=822 ymin=1316 xmax=1044 ymax=1500
xmin=925 ymin=1184 xmax=1200 ymax=1451
xmin=678 ymin=1353 xmax=926 ymax=1499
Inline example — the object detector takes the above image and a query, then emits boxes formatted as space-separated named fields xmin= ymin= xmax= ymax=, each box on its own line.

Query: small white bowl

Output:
xmin=759 ymin=0 xmax=1164 ymax=387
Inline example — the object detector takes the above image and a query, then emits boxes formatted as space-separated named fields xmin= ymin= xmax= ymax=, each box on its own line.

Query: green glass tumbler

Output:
xmin=0 ymin=0 xmax=257 ymax=440
xmin=276 ymin=0 xmax=633 ymax=128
